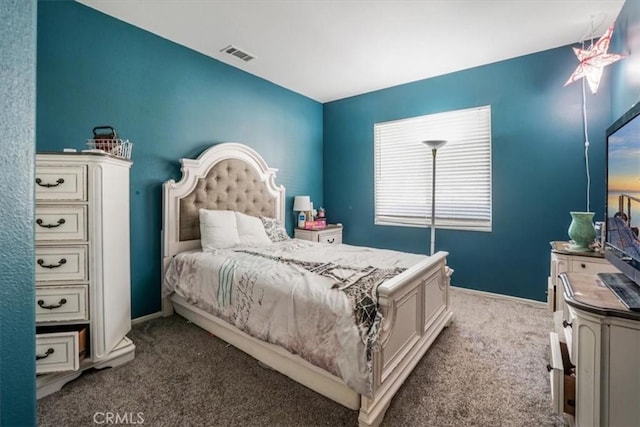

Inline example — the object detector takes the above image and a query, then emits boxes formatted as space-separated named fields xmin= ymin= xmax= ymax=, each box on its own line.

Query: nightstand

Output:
xmin=294 ymin=224 xmax=342 ymax=244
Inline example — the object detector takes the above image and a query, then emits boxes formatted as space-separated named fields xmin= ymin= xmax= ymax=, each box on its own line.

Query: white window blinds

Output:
xmin=374 ymin=105 xmax=492 ymax=231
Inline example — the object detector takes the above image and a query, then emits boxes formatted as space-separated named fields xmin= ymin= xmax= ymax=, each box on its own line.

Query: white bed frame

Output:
xmin=162 ymin=142 xmax=453 ymax=426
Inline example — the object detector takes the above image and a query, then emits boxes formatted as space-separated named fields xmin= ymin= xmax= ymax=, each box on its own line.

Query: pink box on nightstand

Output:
xmin=304 ymin=219 xmax=327 ymax=230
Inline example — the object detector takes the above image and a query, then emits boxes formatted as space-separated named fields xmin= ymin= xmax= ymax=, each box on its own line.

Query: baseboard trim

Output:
xmin=131 ymin=311 xmax=163 ymax=325
xmin=452 ymin=285 xmax=546 ymax=309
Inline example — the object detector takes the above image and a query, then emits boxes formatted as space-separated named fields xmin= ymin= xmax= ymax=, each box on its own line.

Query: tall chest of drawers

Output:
xmin=35 ymin=153 xmax=135 ymax=398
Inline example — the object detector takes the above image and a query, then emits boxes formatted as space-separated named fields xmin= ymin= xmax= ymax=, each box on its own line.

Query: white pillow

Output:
xmin=235 ymin=211 xmax=272 ymax=246
xmin=199 ymin=209 xmax=240 ymax=250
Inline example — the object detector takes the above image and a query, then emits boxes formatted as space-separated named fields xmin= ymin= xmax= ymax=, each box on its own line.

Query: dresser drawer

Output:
xmin=569 ymin=258 xmax=618 ymax=275
xmin=318 ymin=231 xmax=342 ymax=244
xmin=35 ymin=246 xmax=87 ymax=282
xmin=35 ymin=165 xmax=86 ymax=201
xmin=35 ymin=328 xmax=87 ymax=374
xmin=35 ymin=206 xmax=87 ymax=242
xmin=36 ymin=285 xmax=89 ymax=322
xmin=549 ymin=332 xmax=576 ymax=416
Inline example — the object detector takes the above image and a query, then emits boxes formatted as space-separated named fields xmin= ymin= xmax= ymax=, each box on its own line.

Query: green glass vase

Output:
xmin=568 ymin=211 xmax=597 ymax=251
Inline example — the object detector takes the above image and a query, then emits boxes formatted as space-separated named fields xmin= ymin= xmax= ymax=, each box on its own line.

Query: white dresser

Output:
xmin=35 ymin=153 xmax=135 ymax=398
xmin=550 ymin=273 xmax=640 ymax=426
xmin=547 ymin=241 xmax=618 ymax=313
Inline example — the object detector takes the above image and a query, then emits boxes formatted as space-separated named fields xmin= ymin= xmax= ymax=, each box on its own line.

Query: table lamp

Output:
xmin=293 ymin=195 xmax=312 ymax=228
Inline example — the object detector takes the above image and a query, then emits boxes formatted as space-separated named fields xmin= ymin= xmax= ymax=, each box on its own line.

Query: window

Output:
xmin=374 ymin=105 xmax=492 ymax=231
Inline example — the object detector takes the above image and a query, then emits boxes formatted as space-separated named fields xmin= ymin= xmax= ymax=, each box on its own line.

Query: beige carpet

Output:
xmin=38 ymin=288 xmax=562 ymax=426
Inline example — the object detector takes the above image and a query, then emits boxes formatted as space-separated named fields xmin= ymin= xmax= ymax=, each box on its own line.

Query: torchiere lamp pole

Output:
xmin=422 ymin=140 xmax=447 ymax=255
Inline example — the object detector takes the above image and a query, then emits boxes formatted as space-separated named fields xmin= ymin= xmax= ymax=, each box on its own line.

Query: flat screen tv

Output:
xmin=604 ymin=101 xmax=640 ymax=301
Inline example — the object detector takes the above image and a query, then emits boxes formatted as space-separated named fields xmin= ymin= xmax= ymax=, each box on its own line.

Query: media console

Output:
xmin=549 ymin=272 xmax=640 ymax=426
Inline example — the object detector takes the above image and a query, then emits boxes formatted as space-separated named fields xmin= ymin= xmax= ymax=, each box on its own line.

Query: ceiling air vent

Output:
xmin=220 ymin=45 xmax=255 ymax=62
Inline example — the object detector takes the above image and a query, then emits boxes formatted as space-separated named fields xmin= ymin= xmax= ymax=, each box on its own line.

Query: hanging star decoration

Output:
xmin=564 ymin=23 xmax=625 ymax=94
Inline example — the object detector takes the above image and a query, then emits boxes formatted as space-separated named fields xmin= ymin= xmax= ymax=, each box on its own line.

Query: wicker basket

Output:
xmin=86 ymin=126 xmax=132 ymax=159
xmin=86 ymin=138 xmax=133 ymax=160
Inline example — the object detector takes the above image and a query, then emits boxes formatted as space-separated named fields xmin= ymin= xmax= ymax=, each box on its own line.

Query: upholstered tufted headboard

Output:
xmin=179 ymin=158 xmax=278 ymax=241
xmin=162 ymin=143 xmax=286 ymax=261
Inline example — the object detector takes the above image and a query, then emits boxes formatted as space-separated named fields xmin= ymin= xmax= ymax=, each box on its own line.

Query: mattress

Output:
xmin=163 ymin=239 xmax=426 ymax=395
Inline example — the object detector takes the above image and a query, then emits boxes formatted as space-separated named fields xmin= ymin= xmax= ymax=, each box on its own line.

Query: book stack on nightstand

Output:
xmin=294 ymin=224 xmax=342 ymax=244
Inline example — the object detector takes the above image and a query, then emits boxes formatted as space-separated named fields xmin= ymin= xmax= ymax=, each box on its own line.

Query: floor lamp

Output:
xmin=422 ymin=140 xmax=447 ymax=255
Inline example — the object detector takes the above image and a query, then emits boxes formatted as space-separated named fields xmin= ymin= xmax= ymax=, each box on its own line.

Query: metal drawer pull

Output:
xmin=38 ymin=298 xmax=67 ymax=310
xmin=36 ymin=348 xmax=55 ymax=360
xmin=327 ymin=238 xmax=335 ymax=243
xmin=36 ymin=218 xmax=66 ymax=228
xmin=35 ymin=177 xmax=64 ymax=188
xmin=562 ymin=320 xmax=573 ymax=328
xmin=37 ymin=258 xmax=67 ymax=269
xmin=581 ymin=263 xmax=586 ymax=268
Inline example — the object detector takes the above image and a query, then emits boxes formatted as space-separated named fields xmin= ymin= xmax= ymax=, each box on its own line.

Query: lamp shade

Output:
xmin=422 ymin=140 xmax=447 ymax=150
xmin=293 ymin=195 xmax=311 ymax=211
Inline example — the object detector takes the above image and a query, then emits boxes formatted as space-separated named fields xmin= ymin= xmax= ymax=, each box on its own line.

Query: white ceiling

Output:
xmin=76 ymin=0 xmax=625 ymax=103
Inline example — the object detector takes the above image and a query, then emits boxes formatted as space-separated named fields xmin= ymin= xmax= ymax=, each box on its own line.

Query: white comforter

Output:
xmin=163 ymin=239 xmax=426 ymax=396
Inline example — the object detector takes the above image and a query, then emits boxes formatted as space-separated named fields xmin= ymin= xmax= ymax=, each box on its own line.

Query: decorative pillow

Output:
xmin=260 ymin=216 xmax=291 ymax=242
xmin=199 ymin=209 xmax=240 ymax=250
xmin=235 ymin=211 xmax=272 ymax=246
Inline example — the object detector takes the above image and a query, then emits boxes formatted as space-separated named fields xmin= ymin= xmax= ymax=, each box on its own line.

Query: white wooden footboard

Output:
xmin=359 ymin=251 xmax=453 ymax=427
xmin=163 ymin=250 xmax=452 ymax=427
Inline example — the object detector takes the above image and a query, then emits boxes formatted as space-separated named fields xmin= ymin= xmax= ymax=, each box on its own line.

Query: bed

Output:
xmin=161 ymin=142 xmax=453 ymax=426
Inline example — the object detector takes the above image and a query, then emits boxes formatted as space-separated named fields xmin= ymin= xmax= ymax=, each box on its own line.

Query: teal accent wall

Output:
xmin=37 ymin=1 xmax=323 ymax=318
xmin=610 ymin=0 xmax=640 ymax=118
xmin=323 ymin=46 xmax=612 ymax=301
xmin=0 ymin=0 xmax=36 ymax=425
xmin=34 ymin=0 xmax=640 ymax=312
